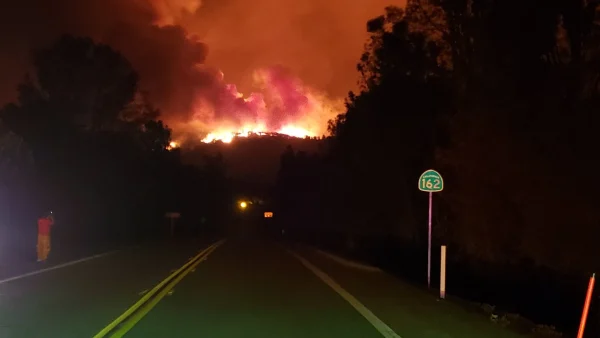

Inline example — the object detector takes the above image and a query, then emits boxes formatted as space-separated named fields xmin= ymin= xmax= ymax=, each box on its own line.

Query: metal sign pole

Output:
xmin=418 ymin=169 xmax=443 ymax=290
xmin=427 ymin=191 xmax=432 ymax=289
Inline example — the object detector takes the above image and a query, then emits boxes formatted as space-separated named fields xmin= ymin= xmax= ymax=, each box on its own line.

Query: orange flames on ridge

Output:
xmin=145 ymin=0 xmax=345 ymax=145
xmin=172 ymin=67 xmax=343 ymax=145
xmin=201 ymin=124 xmax=314 ymax=144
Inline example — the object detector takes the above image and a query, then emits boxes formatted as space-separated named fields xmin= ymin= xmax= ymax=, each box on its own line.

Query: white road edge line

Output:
xmin=312 ymin=248 xmax=382 ymax=273
xmin=287 ymin=249 xmax=402 ymax=338
xmin=0 ymin=250 xmax=119 ymax=285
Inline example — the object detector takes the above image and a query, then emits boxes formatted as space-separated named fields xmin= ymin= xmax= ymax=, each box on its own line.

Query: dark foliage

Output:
xmin=0 ymin=34 xmax=230 ymax=257
xmin=276 ymin=1 xmax=600 ymax=335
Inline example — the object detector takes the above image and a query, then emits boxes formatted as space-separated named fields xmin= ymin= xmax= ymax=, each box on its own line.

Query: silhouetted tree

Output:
xmin=0 ymin=119 xmax=33 ymax=182
xmin=327 ymin=5 xmax=450 ymax=240
xmin=2 ymin=35 xmax=137 ymax=152
xmin=277 ymin=2 xmax=600 ymax=334
xmin=431 ymin=0 xmax=600 ymax=270
xmin=0 ymin=34 xmax=230 ymax=253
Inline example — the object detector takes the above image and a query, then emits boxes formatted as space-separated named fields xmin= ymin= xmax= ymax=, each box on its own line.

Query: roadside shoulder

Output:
xmin=311 ymin=247 xmax=382 ymax=273
xmin=292 ymin=245 xmax=533 ymax=338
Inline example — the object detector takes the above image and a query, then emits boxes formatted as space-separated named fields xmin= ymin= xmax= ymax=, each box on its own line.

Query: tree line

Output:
xmin=276 ymin=1 xmax=600 ymax=334
xmin=0 ymin=35 xmax=230 ymax=254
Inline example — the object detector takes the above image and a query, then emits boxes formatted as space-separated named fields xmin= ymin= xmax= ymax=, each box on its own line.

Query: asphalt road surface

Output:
xmin=0 ymin=236 xmax=533 ymax=338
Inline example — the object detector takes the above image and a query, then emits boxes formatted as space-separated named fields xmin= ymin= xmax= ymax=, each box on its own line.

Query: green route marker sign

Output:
xmin=418 ymin=169 xmax=444 ymax=192
xmin=418 ymin=169 xmax=444 ymax=290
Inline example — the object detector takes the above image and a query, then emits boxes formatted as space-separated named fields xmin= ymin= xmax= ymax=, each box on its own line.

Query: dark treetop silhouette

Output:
xmin=276 ymin=1 xmax=600 ymax=336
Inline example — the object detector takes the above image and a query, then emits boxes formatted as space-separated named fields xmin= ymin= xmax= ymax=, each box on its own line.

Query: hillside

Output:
xmin=181 ymin=134 xmax=325 ymax=193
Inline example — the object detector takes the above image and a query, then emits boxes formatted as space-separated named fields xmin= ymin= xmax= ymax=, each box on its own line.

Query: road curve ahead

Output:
xmin=0 ymin=237 xmax=530 ymax=338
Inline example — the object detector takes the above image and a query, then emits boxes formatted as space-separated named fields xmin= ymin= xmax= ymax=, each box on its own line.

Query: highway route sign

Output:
xmin=418 ymin=169 xmax=444 ymax=192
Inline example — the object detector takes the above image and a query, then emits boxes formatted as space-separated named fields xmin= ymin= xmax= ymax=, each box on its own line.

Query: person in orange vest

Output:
xmin=37 ymin=212 xmax=54 ymax=262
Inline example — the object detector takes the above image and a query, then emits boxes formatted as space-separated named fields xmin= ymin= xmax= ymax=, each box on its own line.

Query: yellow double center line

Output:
xmin=93 ymin=239 xmax=226 ymax=338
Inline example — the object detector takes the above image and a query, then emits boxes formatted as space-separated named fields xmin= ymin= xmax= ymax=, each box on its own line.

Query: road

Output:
xmin=0 ymin=236 xmax=533 ymax=338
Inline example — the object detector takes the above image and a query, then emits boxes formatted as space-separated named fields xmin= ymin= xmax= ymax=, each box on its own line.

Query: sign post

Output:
xmin=440 ymin=245 xmax=447 ymax=299
xmin=418 ymin=169 xmax=444 ymax=289
xmin=165 ymin=212 xmax=181 ymax=238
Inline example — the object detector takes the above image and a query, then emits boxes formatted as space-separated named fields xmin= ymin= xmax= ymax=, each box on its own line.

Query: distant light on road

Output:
xmin=239 ymin=201 xmax=248 ymax=209
xmin=264 ymin=212 xmax=273 ymax=218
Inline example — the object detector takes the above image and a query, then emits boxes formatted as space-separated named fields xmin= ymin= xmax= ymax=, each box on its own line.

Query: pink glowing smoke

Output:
xmin=174 ymin=66 xmax=343 ymax=143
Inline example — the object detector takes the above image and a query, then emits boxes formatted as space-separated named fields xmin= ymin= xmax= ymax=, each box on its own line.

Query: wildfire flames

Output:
xmin=0 ymin=0 xmax=394 ymax=148
xmin=201 ymin=125 xmax=314 ymax=144
xmin=172 ymin=67 xmax=344 ymax=144
xmin=144 ymin=0 xmax=347 ymax=144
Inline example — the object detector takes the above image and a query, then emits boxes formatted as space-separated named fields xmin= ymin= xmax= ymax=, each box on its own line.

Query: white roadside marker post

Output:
xmin=440 ymin=245 xmax=447 ymax=299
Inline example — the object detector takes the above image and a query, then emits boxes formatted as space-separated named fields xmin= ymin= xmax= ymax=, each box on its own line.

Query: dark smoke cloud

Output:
xmin=0 ymin=0 xmax=209 ymax=118
xmin=0 ymin=0 xmax=405 ymax=133
xmin=186 ymin=0 xmax=405 ymax=97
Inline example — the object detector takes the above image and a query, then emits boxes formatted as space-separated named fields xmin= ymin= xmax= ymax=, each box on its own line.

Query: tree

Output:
xmin=119 ymin=91 xmax=160 ymax=128
xmin=277 ymin=2 xmax=600 ymax=333
xmin=0 ymin=35 xmax=184 ymax=244
xmin=33 ymin=35 xmax=138 ymax=131
xmin=0 ymin=119 xmax=33 ymax=182
xmin=138 ymin=120 xmax=172 ymax=153
xmin=327 ymin=5 xmax=450 ymax=239
xmin=0 ymin=34 xmax=139 ymax=154
xmin=431 ymin=0 xmax=600 ymax=271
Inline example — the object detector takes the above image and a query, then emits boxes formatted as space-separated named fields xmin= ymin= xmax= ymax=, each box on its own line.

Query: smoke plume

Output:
xmin=0 ymin=0 xmax=404 ymax=140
